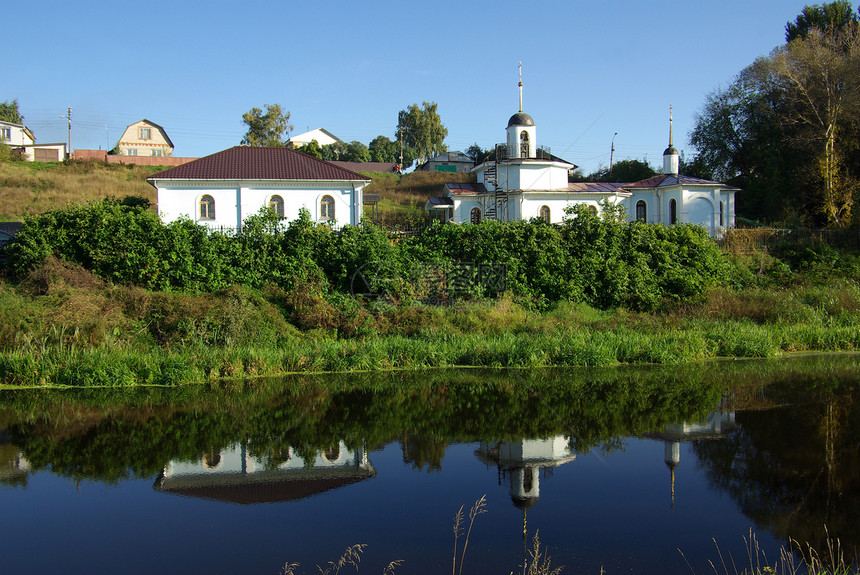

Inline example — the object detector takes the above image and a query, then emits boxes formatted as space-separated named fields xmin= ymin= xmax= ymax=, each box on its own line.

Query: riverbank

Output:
xmin=3 ymin=260 xmax=860 ymax=386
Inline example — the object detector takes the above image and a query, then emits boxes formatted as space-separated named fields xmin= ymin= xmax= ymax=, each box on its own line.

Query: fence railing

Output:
xmin=718 ymin=227 xmax=860 ymax=253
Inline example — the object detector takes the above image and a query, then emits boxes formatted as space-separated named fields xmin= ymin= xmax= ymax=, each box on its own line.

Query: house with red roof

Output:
xmin=148 ymin=146 xmax=371 ymax=230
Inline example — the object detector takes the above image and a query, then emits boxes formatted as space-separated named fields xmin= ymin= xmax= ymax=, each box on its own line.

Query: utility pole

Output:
xmin=609 ymin=132 xmax=618 ymax=179
xmin=66 ymin=107 xmax=72 ymax=158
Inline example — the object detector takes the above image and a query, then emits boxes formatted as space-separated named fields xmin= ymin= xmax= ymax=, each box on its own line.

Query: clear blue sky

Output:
xmin=6 ymin=0 xmax=813 ymax=174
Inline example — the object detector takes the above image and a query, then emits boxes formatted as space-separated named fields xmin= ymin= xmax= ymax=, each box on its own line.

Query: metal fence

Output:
xmin=717 ymin=227 xmax=860 ymax=253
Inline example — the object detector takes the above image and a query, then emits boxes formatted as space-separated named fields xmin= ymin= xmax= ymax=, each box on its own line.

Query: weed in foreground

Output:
xmin=279 ymin=495 xmax=563 ymax=575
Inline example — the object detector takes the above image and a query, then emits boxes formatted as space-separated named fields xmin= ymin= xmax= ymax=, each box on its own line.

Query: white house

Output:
xmin=1 ymin=119 xmax=67 ymax=161
xmin=288 ymin=127 xmax=343 ymax=148
xmin=148 ymin=146 xmax=371 ymax=230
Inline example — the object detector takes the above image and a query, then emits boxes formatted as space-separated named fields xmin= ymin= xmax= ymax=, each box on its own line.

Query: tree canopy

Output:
xmin=396 ymin=102 xmax=448 ymax=163
xmin=241 ymin=104 xmax=292 ymax=147
xmin=0 ymin=100 xmax=23 ymax=124
xmin=689 ymin=1 xmax=860 ymax=226
xmin=587 ymin=158 xmax=657 ymax=183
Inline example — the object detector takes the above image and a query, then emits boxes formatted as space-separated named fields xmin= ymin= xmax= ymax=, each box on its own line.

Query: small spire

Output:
xmin=668 ymin=104 xmax=674 ymax=148
xmin=518 ymin=61 xmax=523 ymax=113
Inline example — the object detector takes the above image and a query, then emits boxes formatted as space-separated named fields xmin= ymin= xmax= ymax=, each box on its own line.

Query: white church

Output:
xmin=428 ymin=72 xmax=738 ymax=235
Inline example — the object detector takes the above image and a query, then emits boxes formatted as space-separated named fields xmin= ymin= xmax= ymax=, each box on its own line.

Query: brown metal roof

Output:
xmin=445 ymin=182 xmax=486 ymax=195
xmin=623 ymin=174 xmax=739 ymax=189
xmin=566 ymin=182 xmax=629 ymax=193
xmin=148 ymin=146 xmax=371 ymax=182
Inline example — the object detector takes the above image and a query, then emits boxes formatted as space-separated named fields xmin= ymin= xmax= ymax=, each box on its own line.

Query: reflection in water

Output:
xmin=0 ymin=428 xmax=31 ymax=488
xmin=155 ymin=441 xmax=375 ymax=505
xmin=643 ymin=399 xmax=738 ymax=509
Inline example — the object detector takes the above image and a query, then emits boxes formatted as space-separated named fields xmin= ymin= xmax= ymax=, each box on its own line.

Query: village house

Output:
xmin=115 ymin=119 xmax=174 ymax=157
xmin=288 ymin=127 xmax=342 ymax=148
xmin=148 ymin=145 xmax=370 ymax=231
xmin=0 ymin=119 xmax=67 ymax=161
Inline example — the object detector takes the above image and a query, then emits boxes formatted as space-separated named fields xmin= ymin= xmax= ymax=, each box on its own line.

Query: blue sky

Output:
xmin=7 ymin=0 xmax=811 ymax=174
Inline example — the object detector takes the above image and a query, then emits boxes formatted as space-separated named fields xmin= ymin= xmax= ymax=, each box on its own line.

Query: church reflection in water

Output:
xmin=154 ymin=441 xmax=375 ymax=505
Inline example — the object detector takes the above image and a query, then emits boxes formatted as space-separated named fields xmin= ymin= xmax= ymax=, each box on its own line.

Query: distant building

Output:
xmin=288 ymin=128 xmax=343 ymax=148
xmin=418 ymin=151 xmax=475 ymax=173
xmin=115 ymin=119 xmax=174 ymax=157
xmin=0 ymin=119 xmax=66 ymax=161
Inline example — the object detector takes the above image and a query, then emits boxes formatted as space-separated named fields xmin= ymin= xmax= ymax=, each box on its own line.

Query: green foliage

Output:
xmin=588 ymin=158 xmax=657 ymax=182
xmin=369 ymin=135 xmax=400 ymax=163
xmin=241 ymin=103 xmax=292 ymax=147
xmin=396 ymin=102 xmax=448 ymax=162
xmin=785 ymin=0 xmax=858 ymax=42
xmin=0 ymin=99 xmax=23 ymax=124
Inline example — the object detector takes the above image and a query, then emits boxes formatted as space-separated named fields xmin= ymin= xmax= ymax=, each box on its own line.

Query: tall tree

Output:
xmin=396 ymin=102 xmax=448 ymax=163
xmin=369 ymin=135 xmax=399 ymax=163
xmin=785 ymin=0 xmax=858 ymax=42
xmin=772 ymin=25 xmax=860 ymax=226
xmin=0 ymin=99 xmax=23 ymax=124
xmin=241 ymin=104 xmax=292 ymax=147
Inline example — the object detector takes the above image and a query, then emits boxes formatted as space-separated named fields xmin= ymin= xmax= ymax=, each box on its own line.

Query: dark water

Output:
xmin=1 ymin=356 xmax=859 ymax=574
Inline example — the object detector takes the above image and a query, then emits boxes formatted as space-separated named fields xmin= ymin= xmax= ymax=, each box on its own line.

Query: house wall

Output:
xmin=156 ymin=181 xmax=365 ymax=230
xmin=501 ymin=161 xmax=569 ymax=191
xmin=625 ymin=187 xmax=737 ymax=234
xmin=117 ymin=121 xmax=173 ymax=157
xmin=19 ymin=143 xmax=67 ymax=162
xmin=0 ymin=122 xmax=34 ymax=147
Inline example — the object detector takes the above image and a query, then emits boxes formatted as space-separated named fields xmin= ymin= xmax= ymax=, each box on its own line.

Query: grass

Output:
xmin=0 ymin=160 xmax=160 ymax=220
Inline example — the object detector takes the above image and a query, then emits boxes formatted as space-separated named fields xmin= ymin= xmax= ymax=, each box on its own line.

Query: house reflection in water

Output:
xmin=0 ymin=429 xmax=31 ymax=488
xmin=643 ymin=408 xmax=737 ymax=508
xmin=154 ymin=440 xmax=375 ymax=505
xmin=475 ymin=437 xmax=576 ymax=510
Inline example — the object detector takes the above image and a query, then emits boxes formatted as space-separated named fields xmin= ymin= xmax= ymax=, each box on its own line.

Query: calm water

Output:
xmin=1 ymin=356 xmax=859 ymax=574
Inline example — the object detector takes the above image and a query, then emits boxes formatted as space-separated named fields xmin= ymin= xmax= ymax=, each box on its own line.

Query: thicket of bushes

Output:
xmin=2 ymin=198 xmax=733 ymax=312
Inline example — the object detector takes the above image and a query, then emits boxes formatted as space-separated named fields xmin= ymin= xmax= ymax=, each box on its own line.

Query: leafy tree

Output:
xmin=241 ymin=103 xmax=292 ymax=147
xmin=466 ymin=143 xmax=492 ymax=164
xmin=588 ymin=158 xmax=656 ymax=182
xmin=396 ymin=102 xmax=448 ymax=162
xmin=0 ymin=99 xmax=23 ymax=124
xmin=319 ymin=141 xmax=347 ymax=161
xmin=344 ymin=140 xmax=370 ymax=163
xmin=369 ymin=135 xmax=399 ymax=163
xmin=785 ymin=0 xmax=858 ymax=42
xmin=299 ymin=139 xmax=323 ymax=159
xmin=771 ymin=25 xmax=860 ymax=226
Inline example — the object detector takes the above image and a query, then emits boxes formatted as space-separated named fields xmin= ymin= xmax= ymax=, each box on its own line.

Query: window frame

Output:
xmin=199 ymin=195 xmax=215 ymax=220
xmin=635 ymin=200 xmax=647 ymax=221
xmin=269 ymin=195 xmax=285 ymax=219
xmin=539 ymin=205 xmax=550 ymax=223
xmin=320 ymin=195 xmax=335 ymax=221
xmin=470 ymin=207 xmax=481 ymax=224
xmin=139 ymin=127 xmax=152 ymax=140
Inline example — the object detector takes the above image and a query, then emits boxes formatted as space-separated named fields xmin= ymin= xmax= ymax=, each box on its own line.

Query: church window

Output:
xmin=539 ymin=205 xmax=550 ymax=223
xmin=470 ymin=207 xmax=481 ymax=224
xmin=720 ymin=201 xmax=724 ymax=226
xmin=635 ymin=200 xmax=647 ymax=221
xmin=269 ymin=195 xmax=285 ymax=219
xmin=588 ymin=205 xmax=598 ymax=215
xmin=199 ymin=195 xmax=215 ymax=220
xmin=669 ymin=199 xmax=677 ymax=224
xmin=320 ymin=195 xmax=335 ymax=220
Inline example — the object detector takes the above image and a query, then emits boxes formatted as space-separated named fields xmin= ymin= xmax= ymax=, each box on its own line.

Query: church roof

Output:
xmin=148 ymin=146 xmax=371 ymax=182
xmin=445 ymin=182 xmax=487 ymax=195
xmin=623 ymin=174 xmax=739 ymax=190
xmin=507 ymin=112 xmax=535 ymax=127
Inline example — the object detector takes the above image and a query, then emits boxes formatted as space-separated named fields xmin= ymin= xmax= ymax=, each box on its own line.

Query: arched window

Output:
xmin=588 ymin=205 xmax=598 ymax=215
xmin=269 ymin=195 xmax=284 ymax=219
xmin=720 ymin=201 xmax=725 ymax=226
xmin=320 ymin=195 xmax=335 ymax=221
xmin=635 ymin=200 xmax=647 ymax=221
xmin=470 ymin=207 xmax=481 ymax=224
xmin=669 ymin=198 xmax=677 ymax=224
xmin=520 ymin=130 xmax=530 ymax=157
xmin=199 ymin=195 xmax=215 ymax=220
xmin=539 ymin=205 xmax=550 ymax=223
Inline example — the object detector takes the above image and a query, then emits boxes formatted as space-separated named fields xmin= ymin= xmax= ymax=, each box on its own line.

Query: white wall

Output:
xmin=155 ymin=180 xmax=365 ymax=230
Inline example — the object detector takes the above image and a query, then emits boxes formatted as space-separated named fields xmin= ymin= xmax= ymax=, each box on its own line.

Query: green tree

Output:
xmin=368 ymin=135 xmax=398 ymax=163
xmin=785 ymin=0 xmax=858 ymax=42
xmin=319 ymin=141 xmax=347 ymax=161
xmin=299 ymin=139 xmax=323 ymax=159
xmin=241 ymin=104 xmax=292 ymax=147
xmin=588 ymin=158 xmax=656 ymax=182
xmin=396 ymin=102 xmax=448 ymax=163
xmin=0 ymin=99 xmax=23 ymax=124
xmin=344 ymin=140 xmax=370 ymax=162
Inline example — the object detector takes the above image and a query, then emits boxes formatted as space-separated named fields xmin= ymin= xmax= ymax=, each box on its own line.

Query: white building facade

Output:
xmin=149 ymin=146 xmax=370 ymax=231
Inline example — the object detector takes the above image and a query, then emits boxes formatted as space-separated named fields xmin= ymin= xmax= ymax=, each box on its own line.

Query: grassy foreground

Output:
xmin=2 ymin=253 xmax=860 ymax=387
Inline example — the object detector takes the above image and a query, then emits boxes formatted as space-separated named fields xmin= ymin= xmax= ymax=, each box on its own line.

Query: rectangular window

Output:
xmin=151 ymin=149 xmax=163 ymax=157
xmin=127 ymin=149 xmax=138 ymax=156
xmin=139 ymin=127 xmax=151 ymax=140
xmin=0 ymin=128 xmax=10 ymax=141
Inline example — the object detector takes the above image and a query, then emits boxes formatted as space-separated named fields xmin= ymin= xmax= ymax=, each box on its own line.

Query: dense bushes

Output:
xmin=2 ymin=198 xmax=733 ymax=312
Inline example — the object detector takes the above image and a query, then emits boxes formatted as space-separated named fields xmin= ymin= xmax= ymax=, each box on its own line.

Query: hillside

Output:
xmin=0 ymin=160 xmax=161 ymax=221
xmin=0 ymin=160 xmax=475 ymax=223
